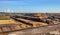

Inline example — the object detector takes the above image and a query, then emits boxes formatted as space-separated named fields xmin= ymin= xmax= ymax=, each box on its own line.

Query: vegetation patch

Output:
xmin=0 ymin=14 xmax=11 ymax=20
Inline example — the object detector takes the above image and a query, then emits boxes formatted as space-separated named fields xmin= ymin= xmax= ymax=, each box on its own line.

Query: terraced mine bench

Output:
xmin=16 ymin=18 xmax=48 ymax=27
xmin=8 ymin=24 xmax=60 ymax=35
xmin=0 ymin=24 xmax=24 ymax=34
xmin=11 ymin=16 xmax=48 ymax=27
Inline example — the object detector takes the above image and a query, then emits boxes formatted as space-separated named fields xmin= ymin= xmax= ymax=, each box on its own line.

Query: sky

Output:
xmin=0 ymin=0 xmax=60 ymax=13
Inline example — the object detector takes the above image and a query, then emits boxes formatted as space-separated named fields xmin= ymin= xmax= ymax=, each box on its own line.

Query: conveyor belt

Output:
xmin=13 ymin=16 xmax=43 ymax=22
xmin=16 ymin=18 xmax=48 ymax=27
xmin=11 ymin=17 xmax=33 ymax=26
xmin=12 ymin=16 xmax=53 ymax=24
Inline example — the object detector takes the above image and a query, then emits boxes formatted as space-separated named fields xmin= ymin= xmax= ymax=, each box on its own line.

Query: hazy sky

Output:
xmin=0 ymin=0 xmax=60 ymax=13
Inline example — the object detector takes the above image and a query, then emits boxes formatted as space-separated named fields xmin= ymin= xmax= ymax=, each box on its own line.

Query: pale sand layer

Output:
xmin=0 ymin=19 xmax=18 ymax=24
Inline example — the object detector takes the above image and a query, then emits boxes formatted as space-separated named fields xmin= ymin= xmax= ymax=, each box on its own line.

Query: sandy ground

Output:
xmin=0 ymin=19 xmax=19 ymax=24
